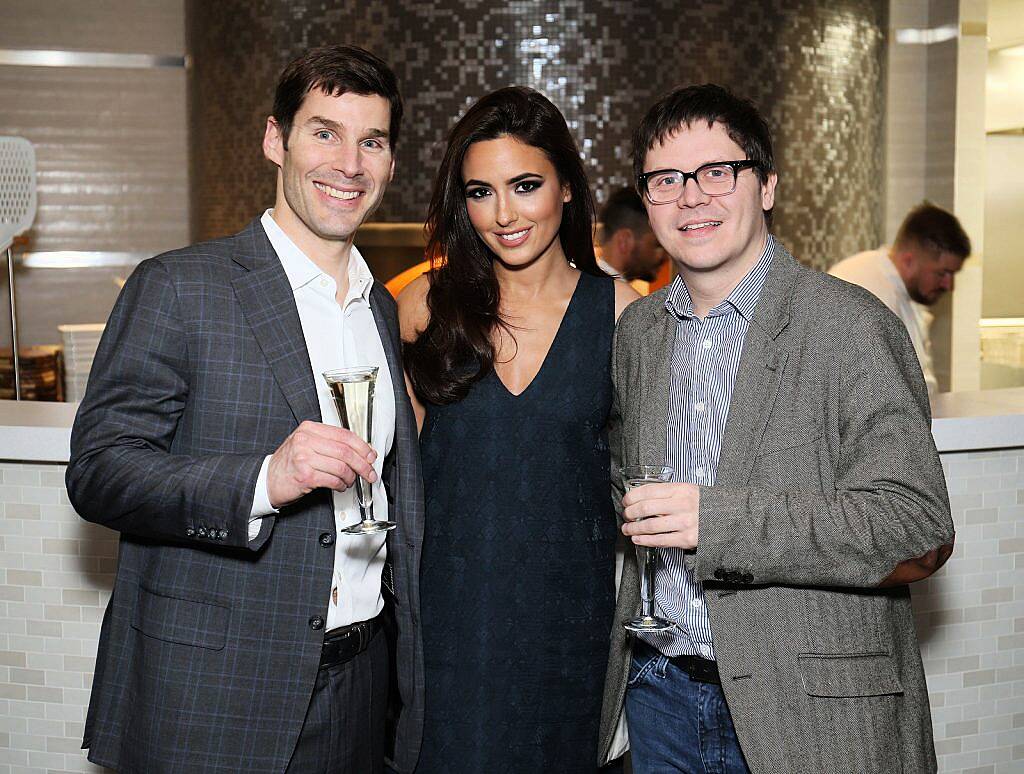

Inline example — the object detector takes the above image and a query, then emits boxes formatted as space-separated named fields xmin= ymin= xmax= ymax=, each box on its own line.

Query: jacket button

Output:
xmin=218 ymin=529 xmax=228 ymax=540
xmin=308 ymin=615 xmax=325 ymax=631
xmin=742 ymin=572 xmax=754 ymax=584
xmin=186 ymin=527 xmax=195 ymax=537
xmin=713 ymin=568 xmax=725 ymax=580
xmin=197 ymin=526 xmax=207 ymax=537
xmin=319 ymin=532 xmax=335 ymax=547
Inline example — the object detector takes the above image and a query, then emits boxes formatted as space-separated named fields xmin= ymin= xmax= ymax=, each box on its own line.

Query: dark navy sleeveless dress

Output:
xmin=414 ymin=272 xmax=617 ymax=773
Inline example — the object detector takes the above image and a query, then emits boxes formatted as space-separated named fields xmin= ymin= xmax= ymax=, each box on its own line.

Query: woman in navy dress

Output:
xmin=399 ymin=87 xmax=638 ymax=773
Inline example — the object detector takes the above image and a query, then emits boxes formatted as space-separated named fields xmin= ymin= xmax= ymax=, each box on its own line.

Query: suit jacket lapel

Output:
xmin=637 ymin=299 xmax=676 ymax=468
xmin=369 ymin=282 xmax=404 ymax=414
xmin=231 ymin=219 xmax=321 ymax=425
xmin=369 ymin=282 xmax=425 ymax=563
xmin=715 ymin=243 xmax=798 ymax=487
xmin=369 ymin=282 xmax=411 ymax=500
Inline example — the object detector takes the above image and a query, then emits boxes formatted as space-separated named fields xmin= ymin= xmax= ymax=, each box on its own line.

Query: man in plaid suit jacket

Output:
xmin=67 ymin=46 xmax=423 ymax=773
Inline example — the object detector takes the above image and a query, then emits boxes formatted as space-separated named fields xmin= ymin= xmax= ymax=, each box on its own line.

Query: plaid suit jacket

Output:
xmin=67 ymin=219 xmax=424 ymax=773
xmin=598 ymin=241 xmax=952 ymax=773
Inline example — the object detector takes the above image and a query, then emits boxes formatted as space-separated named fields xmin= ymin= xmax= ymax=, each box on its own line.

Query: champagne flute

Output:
xmin=323 ymin=367 xmax=396 ymax=535
xmin=621 ymin=465 xmax=675 ymax=632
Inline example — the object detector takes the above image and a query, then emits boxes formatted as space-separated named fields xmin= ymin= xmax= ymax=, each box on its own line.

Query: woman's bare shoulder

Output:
xmin=613 ymin=278 xmax=642 ymax=321
xmin=397 ymin=273 xmax=432 ymax=342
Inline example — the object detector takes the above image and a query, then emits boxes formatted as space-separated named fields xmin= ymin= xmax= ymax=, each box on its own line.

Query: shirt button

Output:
xmin=319 ymin=532 xmax=335 ymax=546
xmin=703 ymin=338 xmax=713 ymax=349
xmin=694 ymin=402 xmax=705 ymax=412
xmin=695 ymin=467 xmax=705 ymax=478
xmin=690 ymin=597 xmax=703 ymax=608
xmin=308 ymin=615 xmax=325 ymax=631
xmin=320 ymin=278 xmax=329 ymax=287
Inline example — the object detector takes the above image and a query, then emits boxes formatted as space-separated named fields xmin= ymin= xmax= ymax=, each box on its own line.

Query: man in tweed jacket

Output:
xmin=67 ymin=46 xmax=423 ymax=773
xmin=598 ymin=84 xmax=953 ymax=773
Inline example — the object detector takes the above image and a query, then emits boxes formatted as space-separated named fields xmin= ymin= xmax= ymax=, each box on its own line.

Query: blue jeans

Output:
xmin=625 ymin=641 xmax=751 ymax=774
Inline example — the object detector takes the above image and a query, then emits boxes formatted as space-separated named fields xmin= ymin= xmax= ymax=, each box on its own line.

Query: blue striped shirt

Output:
xmin=641 ymin=235 xmax=774 ymax=659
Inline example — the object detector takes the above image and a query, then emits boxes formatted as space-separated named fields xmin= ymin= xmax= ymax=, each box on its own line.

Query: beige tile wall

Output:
xmin=0 ymin=462 xmax=113 ymax=774
xmin=0 ymin=0 xmax=184 ymax=53
xmin=0 ymin=0 xmax=187 ymax=349
xmin=1 ymin=449 xmax=1023 ymax=773
xmin=917 ymin=449 xmax=1024 ymax=773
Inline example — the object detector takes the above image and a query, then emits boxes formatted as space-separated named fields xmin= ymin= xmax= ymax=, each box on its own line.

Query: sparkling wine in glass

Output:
xmin=621 ymin=465 xmax=675 ymax=633
xmin=323 ymin=366 xmax=395 ymax=535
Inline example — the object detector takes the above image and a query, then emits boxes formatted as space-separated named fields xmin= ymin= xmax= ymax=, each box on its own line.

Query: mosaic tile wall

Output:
xmin=187 ymin=0 xmax=886 ymax=271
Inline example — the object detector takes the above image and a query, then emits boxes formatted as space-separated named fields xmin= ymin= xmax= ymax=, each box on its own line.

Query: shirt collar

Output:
xmin=596 ymin=256 xmax=622 ymax=279
xmin=260 ymin=209 xmax=375 ymax=304
xmin=665 ymin=234 xmax=775 ymax=322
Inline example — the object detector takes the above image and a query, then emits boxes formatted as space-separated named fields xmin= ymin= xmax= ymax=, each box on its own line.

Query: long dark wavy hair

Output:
xmin=404 ymin=86 xmax=601 ymax=406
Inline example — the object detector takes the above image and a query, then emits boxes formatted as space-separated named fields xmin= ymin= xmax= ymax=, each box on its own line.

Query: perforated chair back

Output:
xmin=0 ymin=137 xmax=37 ymax=252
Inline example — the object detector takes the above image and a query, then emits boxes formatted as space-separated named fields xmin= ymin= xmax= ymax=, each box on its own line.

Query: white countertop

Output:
xmin=3 ymin=389 xmax=1024 ymax=463
xmin=930 ymin=387 xmax=1024 ymax=452
xmin=0 ymin=400 xmax=78 ymax=462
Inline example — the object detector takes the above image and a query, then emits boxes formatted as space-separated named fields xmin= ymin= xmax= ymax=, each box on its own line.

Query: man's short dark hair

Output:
xmin=272 ymin=45 xmax=403 ymax=151
xmin=894 ymin=202 xmax=971 ymax=259
xmin=599 ymin=188 xmax=649 ymax=244
xmin=631 ymin=83 xmax=775 ymax=189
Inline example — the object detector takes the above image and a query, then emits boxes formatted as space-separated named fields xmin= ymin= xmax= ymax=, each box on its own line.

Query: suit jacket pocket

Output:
xmin=131 ymin=584 xmax=229 ymax=651
xmin=797 ymin=652 xmax=903 ymax=697
xmin=757 ymin=427 xmax=822 ymax=457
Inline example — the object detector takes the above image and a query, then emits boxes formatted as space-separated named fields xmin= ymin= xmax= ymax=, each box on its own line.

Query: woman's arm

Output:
xmin=396 ymin=274 xmax=431 ymax=433
xmin=613 ymin=279 xmax=641 ymax=322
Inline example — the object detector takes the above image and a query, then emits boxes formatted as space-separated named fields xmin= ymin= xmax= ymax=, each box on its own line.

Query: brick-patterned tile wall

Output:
xmin=916 ymin=449 xmax=1024 ymax=774
xmin=1 ymin=452 xmax=1022 ymax=773
xmin=0 ymin=462 xmax=113 ymax=774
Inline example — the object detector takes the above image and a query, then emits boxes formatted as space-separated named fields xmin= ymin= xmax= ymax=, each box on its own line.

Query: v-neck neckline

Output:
xmin=493 ymin=273 xmax=585 ymax=399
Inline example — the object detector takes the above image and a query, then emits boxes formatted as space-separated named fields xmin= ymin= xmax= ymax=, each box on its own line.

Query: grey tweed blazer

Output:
xmin=67 ymin=219 xmax=424 ymax=773
xmin=598 ymin=240 xmax=952 ymax=774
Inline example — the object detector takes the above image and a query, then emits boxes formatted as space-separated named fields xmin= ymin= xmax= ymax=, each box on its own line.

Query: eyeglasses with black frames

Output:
xmin=638 ymin=160 xmax=761 ymax=204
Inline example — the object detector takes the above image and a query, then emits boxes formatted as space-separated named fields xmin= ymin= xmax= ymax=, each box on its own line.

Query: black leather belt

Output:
xmin=668 ymin=653 xmax=721 ymax=685
xmin=319 ymin=617 xmax=381 ymax=669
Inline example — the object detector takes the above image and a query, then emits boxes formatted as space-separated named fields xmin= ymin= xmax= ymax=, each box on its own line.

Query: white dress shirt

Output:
xmin=829 ymin=247 xmax=937 ymax=395
xmin=249 ymin=210 xmax=395 ymax=630
xmin=597 ymin=254 xmax=651 ymax=296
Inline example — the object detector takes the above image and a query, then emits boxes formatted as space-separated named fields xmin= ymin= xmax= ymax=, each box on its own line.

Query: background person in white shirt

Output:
xmin=597 ymin=187 xmax=667 ymax=287
xmin=829 ymin=202 xmax=971 ymax=394
xmin=67 ymin=45 xmax=424 ymax=774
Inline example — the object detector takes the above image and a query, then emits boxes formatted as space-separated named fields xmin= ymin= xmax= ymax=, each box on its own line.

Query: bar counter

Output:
xmin=2 ymin=393 xmax=1024 ymax=774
